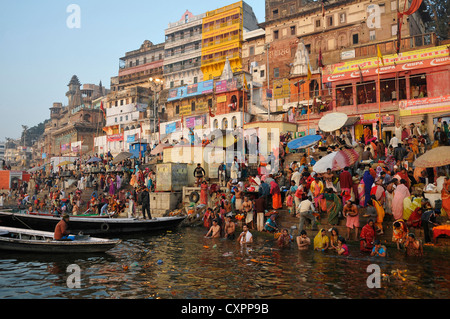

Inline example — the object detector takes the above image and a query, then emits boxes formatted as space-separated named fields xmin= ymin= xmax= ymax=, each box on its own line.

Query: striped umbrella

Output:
xmin=413 ymin=147 xmax=450 ymax=168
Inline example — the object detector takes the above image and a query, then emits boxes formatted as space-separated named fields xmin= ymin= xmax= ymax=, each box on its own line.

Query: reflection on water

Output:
xmin=0 ymin=227 xmax=449 ymax=299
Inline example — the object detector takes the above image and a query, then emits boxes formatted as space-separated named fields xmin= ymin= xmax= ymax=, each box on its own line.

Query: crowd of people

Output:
xmin=200 ymin=119 xmax=450 ymax=257
xmin=3 ymin=153 xmax=158 ymax=220
xmin=2 ymin=118 xmax=449 ymax=256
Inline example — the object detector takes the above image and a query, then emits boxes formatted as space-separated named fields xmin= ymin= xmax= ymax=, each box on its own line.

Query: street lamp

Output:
xmin=149 ymin=78 xmax=163 ymax=141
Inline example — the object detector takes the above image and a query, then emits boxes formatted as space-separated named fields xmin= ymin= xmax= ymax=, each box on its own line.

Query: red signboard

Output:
xmin=0 ymin=171 xmax=10 ymax=190
xmin=107 ymin=133 xmax=124 ymax=142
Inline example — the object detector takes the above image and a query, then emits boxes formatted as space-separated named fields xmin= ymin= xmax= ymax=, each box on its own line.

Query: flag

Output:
xmin=377 ymin=45 xmax=385 ymax=66
xmin=209 ymin=105 xmax=215 ymax=118
xmin=243 ymin=75 xmax=248 ymax=90
xmin=307 ymin=63 xmax=312 ymax=81
xmin=318 ymin=49 xmax=324 ymax=68
xmin=358 ymin=65 xmax=364 ymax=83
xmin=100 ymin=101 xmax=106 ymax=119
xmin=322 ymin=1 xmax=326 ymax=17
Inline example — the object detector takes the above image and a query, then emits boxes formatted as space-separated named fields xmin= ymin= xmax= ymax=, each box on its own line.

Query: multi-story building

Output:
xmin=113 ymin=40 xmax=165 ymax=92
xmin=201 ymin=1 xmax=259 ymax=80
xmin=0 ymin=142 xmax=5 ymax=162
xmin=164 ymin=10 xmax=206 ymax=90
xmin=258 ymin=0 xmax=432 ymax=137
xmin=43 ymin=75 xmax=107 ymax=158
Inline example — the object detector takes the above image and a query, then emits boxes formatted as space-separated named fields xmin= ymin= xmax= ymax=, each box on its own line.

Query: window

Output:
xmin=273 ymin=67 xmax=280 ymax=78
xmin=380 ymin=77 xmax=406 ymax=102
xmin=274 ymin=30 xmax=279 ymax=40
xmin=143 ymin=57 xmax=147 ymax=64
xmin=290 ymin=4 xmax=296 ymax=14
xmin=213 ymin=119 xmax=219 ymax=129
xmin=136 ymin=59 xmax=139 ymax=66
xmin=315 ymin=19 xmax=321 ymax=28
xmin=336 ymin=84 xmax=353 ymax=106
xmin=391 ymin=24 xmax=398 ymax=36
xmin=260 ymin=70 xmax=265 ymax=78
xmin=170 ymin=81 xmax=174 ymax=88
xmin=339 ymin=13 xmax=346 ymax=24
xmin=273 ymin=9 xmax=279 ymax=19
xmin=290 ymin=25 xmax=296 ymax=36
xmin=352 ymin=34 xmax=359 ymax=45
xmin=191 ymin=102 xmax=196 ymax=112
xmin=120 ymin=100 xmax=124 ymax=106
xmin=175 ymin=105 xmax=180 ymax=114
xmin=222 ymin=118 xmax=229 ymax=130
xmin=327 ymin=16 xmax=333 ymax=27
xmin=232 ymin=116 xmax=237 ymax=129
xmin=357 ymin=81 xmax=377 ymax=104
xmin=194 ymin=77 xmax=198 ymax=84
xmin=249 ymin=46 xmax=255 ymax=56
xmin=115 ymin=117 xmax=118 ymax=123
xmin=370 ymin=30 xmax=376 ymax=41
xmin=410 ymin=74 xmax=427 ymax=99
xmin=185 ymin=14 xmax=189 ymax=23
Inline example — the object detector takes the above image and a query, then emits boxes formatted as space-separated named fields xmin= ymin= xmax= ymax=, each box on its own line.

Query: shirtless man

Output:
xmin=224 ymin=216 xmax=236 ymax=240
xmin=205 ymin=219 xmax=221 ymax=238
xmin=343 ymin=200 xmax=360 ymax=241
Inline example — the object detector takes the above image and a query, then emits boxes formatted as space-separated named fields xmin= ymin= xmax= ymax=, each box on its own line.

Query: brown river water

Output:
xmin=0 ymin=226 xmax=449 ymax=299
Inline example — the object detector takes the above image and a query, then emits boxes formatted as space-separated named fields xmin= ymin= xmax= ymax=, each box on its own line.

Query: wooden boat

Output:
xmin=0 ymin=211 xmax=186 ymax=236
xmin=0 ymin=227 xmax=121 ymax=254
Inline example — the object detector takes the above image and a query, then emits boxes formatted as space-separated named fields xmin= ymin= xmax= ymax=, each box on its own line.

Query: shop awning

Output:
xmin=343 ymin=117 xmax=360 ymax=127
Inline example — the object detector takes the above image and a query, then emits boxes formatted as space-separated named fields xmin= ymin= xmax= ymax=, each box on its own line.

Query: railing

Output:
xmin=353 ymin=33 xmax=437 ymax=59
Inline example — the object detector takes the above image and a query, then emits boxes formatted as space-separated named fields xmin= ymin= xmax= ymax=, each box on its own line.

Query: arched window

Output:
xmin=231 ymin=116 xmax=237 ymax=129
xmin=222 ymin=118 xmax=228 ymax=130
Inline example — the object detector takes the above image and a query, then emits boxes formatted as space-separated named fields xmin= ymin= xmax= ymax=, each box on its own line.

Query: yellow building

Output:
xmin=201 ymin=1 xmax=258 ymax=80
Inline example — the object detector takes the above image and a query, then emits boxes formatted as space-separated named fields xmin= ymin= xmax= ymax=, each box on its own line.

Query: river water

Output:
xmin=0 ymin=226 xmax=449 ymax=299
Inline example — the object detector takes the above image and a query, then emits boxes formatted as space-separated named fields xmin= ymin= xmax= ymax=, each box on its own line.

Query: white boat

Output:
xmin=0 ymin=226 xmax=121 ymax=254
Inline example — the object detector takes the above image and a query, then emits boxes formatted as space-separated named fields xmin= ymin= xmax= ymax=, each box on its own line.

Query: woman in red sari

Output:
xmin=360 ymin=219 xmax=376 ymax=252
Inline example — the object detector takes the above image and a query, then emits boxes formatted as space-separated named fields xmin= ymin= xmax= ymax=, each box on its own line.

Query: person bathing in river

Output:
xmin=205 ymin=219 xmax=221 ymax=239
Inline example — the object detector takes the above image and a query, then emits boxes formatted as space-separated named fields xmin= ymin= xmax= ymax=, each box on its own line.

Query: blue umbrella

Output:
xmin=287 ymin=135 xmax=322 ymax=150
xmin=86 ymin=157 xmax=102 ymax=164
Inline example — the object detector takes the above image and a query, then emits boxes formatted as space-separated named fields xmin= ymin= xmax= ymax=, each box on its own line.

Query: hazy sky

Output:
xmin=0 ymin=0 xmax=265 ymax=142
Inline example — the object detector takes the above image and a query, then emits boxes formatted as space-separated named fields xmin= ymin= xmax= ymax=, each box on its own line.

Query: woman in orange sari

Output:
xmin=270 ymin=181 xmax=282 ymax=210
xmin=441 ymin=177 xmax=450 ymax=218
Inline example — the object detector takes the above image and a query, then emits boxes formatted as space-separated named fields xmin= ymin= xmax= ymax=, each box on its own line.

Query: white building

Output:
xmin=163 ymin=10 xmax=206 ymax=90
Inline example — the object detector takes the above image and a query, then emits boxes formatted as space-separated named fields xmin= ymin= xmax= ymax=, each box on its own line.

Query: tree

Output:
xmin=423 ymin=0 xmax=450 ymax=40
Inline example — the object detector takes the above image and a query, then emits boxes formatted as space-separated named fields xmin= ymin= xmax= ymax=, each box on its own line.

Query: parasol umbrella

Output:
xmin=86 ymin=157 xmax=102 ymax=164
xmin=287 ymin=135 xmax=322 ymax=150
xmin=318 ymin=112 xmax=348 ymax=132
xmin=112 ymin=152 xmax=133 ymax=164
xmin=413 ymin=146 xmax=450 ymax=168
xmin=313 ymin=152 xmax=338 ymax=174
xmin=27 ymin=166 xmax=44 ymax=173
xmin=57 ymin=161 xmax=72 ymax=167
xmin=214 ymin=133 xmax=238 ymax=148
xmin=150 ymin=143 xmax=169 ymax=156
xmin=332 ymin=148 xmax=359 ymax=171
xmin=313 ymin=149 xmax=359 ymax=173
